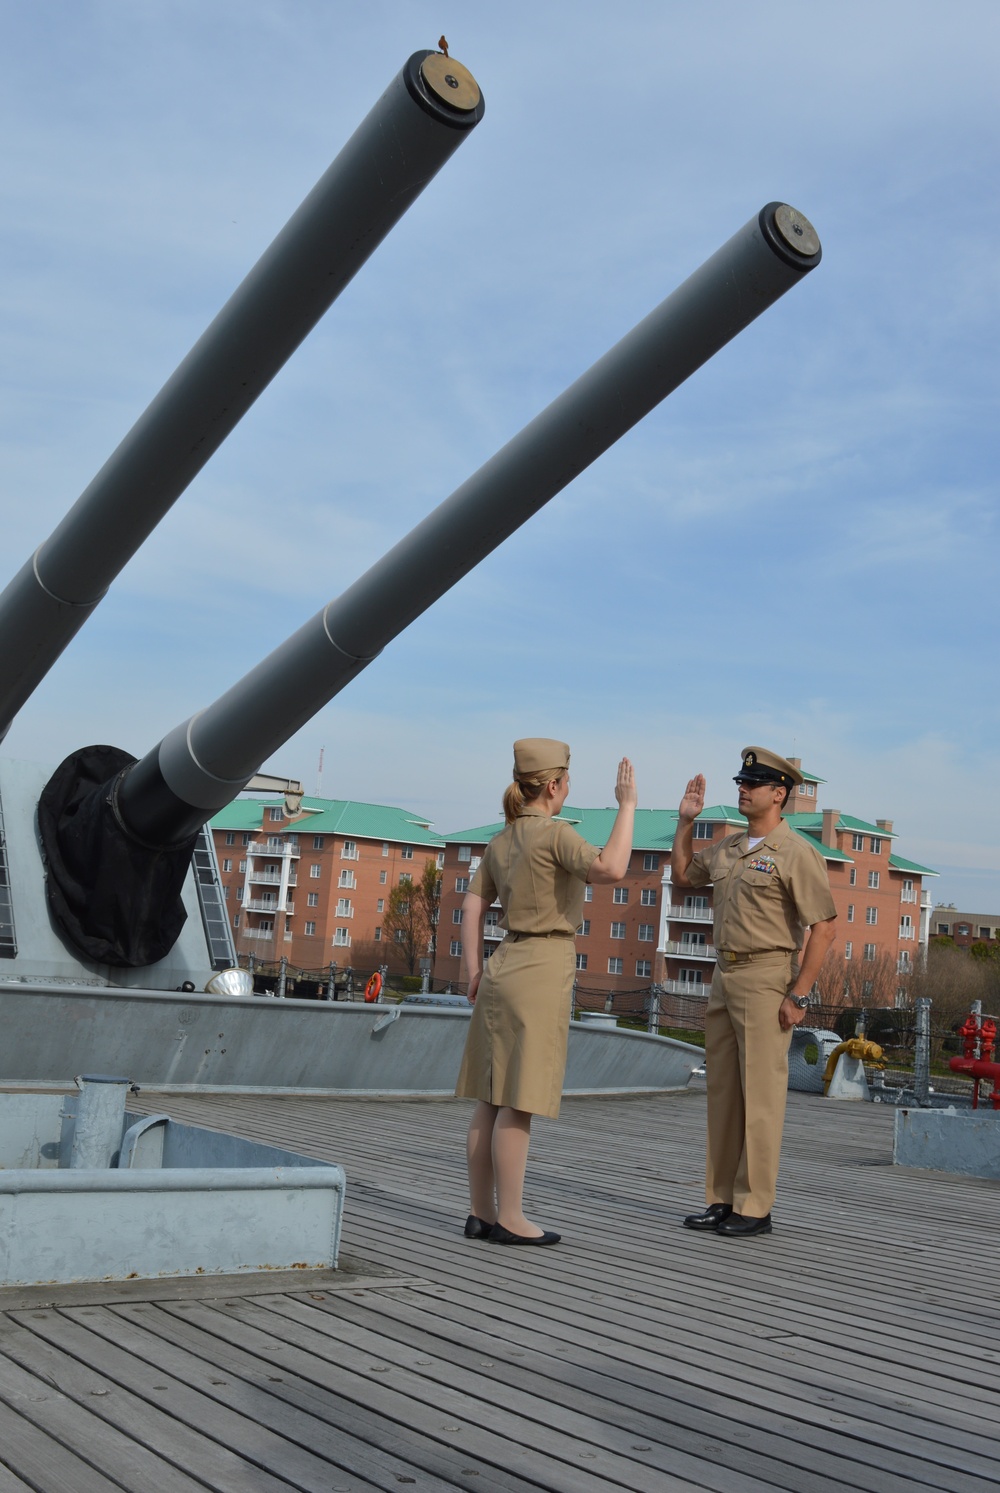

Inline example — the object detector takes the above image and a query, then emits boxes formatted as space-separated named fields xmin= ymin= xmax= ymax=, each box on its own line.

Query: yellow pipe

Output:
xmin=822 ymin=1038 xmax=886 ymax=1095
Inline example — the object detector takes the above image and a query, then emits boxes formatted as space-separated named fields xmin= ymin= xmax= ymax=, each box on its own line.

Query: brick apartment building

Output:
xmin=433 ymin=759 xmax=938 ymax=1003
xmin=928 ymin=909 xmax=1000 ymax=949
xmin=210 ymin=796 xmax=444 ymax=978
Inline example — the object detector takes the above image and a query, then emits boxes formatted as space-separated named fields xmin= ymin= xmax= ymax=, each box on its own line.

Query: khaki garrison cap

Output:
xmin=734 ymin=746 xmax=803 ymax=789
xmin=513 ymin=738 xmax=570 ymax=777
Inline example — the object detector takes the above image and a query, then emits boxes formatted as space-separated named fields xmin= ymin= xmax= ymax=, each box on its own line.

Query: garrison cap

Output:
xmin=734 ymin=746 xmax=803 ymax=789
xmin=513 ymin=738 xmax=570 ymax=777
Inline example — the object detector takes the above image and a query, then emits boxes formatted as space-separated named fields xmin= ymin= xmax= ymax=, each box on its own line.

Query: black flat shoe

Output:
xmin=464 ymin=1214 xmax=495 ymax=1240
xmin=489 ymin=1223 xmax=561 ymax=1246
xmin=682 ymin=1203 xmax=733 ymax=1231
xmin=716 ymin=1212 xmax=772 ymax=1237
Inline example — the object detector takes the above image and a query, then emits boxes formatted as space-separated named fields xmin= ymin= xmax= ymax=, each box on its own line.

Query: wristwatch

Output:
xmin=788 ymin=993 xmax=812 ymax=1010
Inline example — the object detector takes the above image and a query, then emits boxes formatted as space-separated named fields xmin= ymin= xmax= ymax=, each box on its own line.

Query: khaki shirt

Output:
xmin=470 ymin=807 xmax=600 ymax=936
xmin=685 ymin=817 xmax=836 ymax=954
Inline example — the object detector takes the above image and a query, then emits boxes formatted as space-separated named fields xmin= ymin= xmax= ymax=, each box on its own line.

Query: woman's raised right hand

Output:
xmin=614 ymin=757 xmax=637 ymax=808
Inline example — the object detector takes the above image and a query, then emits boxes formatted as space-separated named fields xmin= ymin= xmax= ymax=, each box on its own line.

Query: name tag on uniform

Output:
xmin=748 ymin=856 xmax=778 ymax=875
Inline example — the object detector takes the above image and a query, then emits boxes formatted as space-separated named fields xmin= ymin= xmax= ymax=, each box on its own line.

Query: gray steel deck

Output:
xmin=1 ymin=1087 xmax=997 ymax=1491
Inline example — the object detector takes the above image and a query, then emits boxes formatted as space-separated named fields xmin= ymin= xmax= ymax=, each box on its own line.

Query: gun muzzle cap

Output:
xmin=420 ymin=53 xmax=481 ymax=111
xmin=774 ymin=204 xmax=820 ymax=258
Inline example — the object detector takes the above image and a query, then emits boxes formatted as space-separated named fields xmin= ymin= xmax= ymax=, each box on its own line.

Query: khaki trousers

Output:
xmin=704 ymin=952 xmax=794 ymax=1217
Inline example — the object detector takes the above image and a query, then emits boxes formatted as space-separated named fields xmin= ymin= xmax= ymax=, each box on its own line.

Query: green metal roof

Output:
xmin=889 ymin=853 xmax=939 ymax=877
xmin=442 ymin=806 xmax=679 ymax=851
xmin=210 ymin=796 xmax=444 ymax=847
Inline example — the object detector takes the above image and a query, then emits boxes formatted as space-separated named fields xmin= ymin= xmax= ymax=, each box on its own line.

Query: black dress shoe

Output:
xmin=489 ymin=1223 xmax=561 ymax=1246
xmin=682 ymin=1203 xmax=733 ymax=1231
xmin=464 ymin=1214 xmax=495 ymax=1240
xmin=716 ymin=1211 xmax=772 ymax=1237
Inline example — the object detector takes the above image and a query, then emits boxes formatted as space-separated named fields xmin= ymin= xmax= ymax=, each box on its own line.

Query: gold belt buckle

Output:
xmin=722 ymin=951 xmax=737 ymax=963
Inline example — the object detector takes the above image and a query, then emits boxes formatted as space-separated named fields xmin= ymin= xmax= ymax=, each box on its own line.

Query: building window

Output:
xmin=236 ymin=886 xmax=244 ymax=903
xmin=613 ymin=887 xmax=629 ymax=905
xmin=868 ymin=871 xmax=880 ymax=889
xmin=336 ymin=899 xmax=353 ymax=917
xmin=844 ymin=941 xmax=852 ymax=960
xmin=847 ymin=905 xmax=854 ymax=922
xmin=636 ymin=959 xmax=652 ymax=978
xmin=239 ymin=860 xmax=247 ymax=873
xmin=851 ymin=833 xmax=865 ymax=851
xmin=338 ymin=870 xmax=356 ymax=888
xmin=637 ymin=924 xmax=655 ymax=942
xmin=242 ymin=833 xmax=251 ymax=845
xmin=394 ymin=929 xmax=405 ymax=942
xmin=334 ymin=928 xmax=351 ymax=947
xmin=456 ymin=877 xmax=470 ymax=893
xmin=450 ymin=939 xmax=462 ymax=957
xmin=678 ymin=969 xmax=703 ymax=986
xmin=233 ymin=914 xmax=240 ymax=928
xmin=225 ymin=832 xmax=235 ymax=846
xmin=223 ymin=885 xmax=230 ymax=900
xmin=608 ymin=957 xmax=624 ymax=975
xmin=452 ymin=908 xmax=463 ymax=925
xmin=957 ymin=924 xmax=969 ymax=936
xmin=266 ymin=835 xmax=282 ymax=848
xmin=399 ymin=873 xmax=411 ymax=885
xmin=862 ymin=979 xmax=874 ymax=998
xmin=576 ymin=953 xmax=588 ymax=971
xmin=802 ymin=783 xmax=815 ymax=797
xmin=401 ymin=846 xmax=413 ymax=860
xmin=258 ymin=919 xmax=274 ymax=933
xmin=341 ymin=840 xmax=358 ymax=860
xmin=898 ymin=951 xmax=910 ymax=972
xmin=610 ymin=922 xmax=626 ymax=939
xmin=379 ymin=870 xmax=387 ymax=884
xmin=900 ymin=915 xmax=913 ymax=938
xmin=304 ymin=921 xmax=316 ymax=936
xmin=693 ymin=822 xmax=714 ymax=840
xmin=458 ymin=846 xmax=472 ymax=863
xmin=222 ymin=858 xmax=232 ymax=872
xmin=309 ymin=836 xmax=322 ymax=850
xmin=382 ymin=842 xmax=390 ymax=857
xmin=936 ymin=923 xmax=949 ymax=936
xmin=866 ymin=907 xmax=877 ymax=925
xmin=584 ymin=885 xmax=593 ymax=902
xmin=640 ymin=888 xmax=657 ymax=907
xmin=863 ymin=943 xmax=876 ymax=961
xmin=979 ymin=926 xmax=992 ymax=940
xmin=578 ymin=919 xmax=590 ymax=936
xmin=310 ymin=864 xmax=321 ymax=879
xmin=901 ymin=879 xmax=914 ymax=902
xmin=268 ymin=808 xmax=282 ymax=822
xmin=870 ymin=836 xmax=882 ymax=854
xmin=643 ymin=853 xmax=660 ymax=870
xmin=307 ymin=893 xmax=318 ymax=907
xmin=373 ymin=898 xmax=382 ymax=913
xmin=849 ymin=868 xmax=857 ymax=886
xmin=437 ymin=852 xmax=445 ymax=869
xmin=374 ymin=927 xmax=382 ymax=941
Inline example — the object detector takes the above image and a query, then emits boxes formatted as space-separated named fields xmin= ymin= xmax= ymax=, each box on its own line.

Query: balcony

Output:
xmin=899 ymin=927 xmax=915 ymax=940
xmin=662 ymin=941 xmax=716 ymax=960
xmin=246 ymin=899 xmax=294 ymax=915
xmin=668 ymin=905 xmax=713 ymax=923
xmin=662 ymin=980 xmax=709 ymax=996
xmin=242 ymin=928 xmax=274 ymax=942
xmin=247 ymin=870 xmax=297 ymax=887
xmin=483 ymin=924 xmax=507 ymax=942
xmin=247 ymin=840 xmax=299 ymax=859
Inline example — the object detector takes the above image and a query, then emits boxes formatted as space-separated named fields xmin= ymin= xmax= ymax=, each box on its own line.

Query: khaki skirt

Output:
xmin=455 ymin=933 xmax=576 ymax=1120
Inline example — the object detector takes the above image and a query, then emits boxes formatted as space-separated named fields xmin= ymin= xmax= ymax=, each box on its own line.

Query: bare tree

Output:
xmin=380 ymin=859 xmax=438 ymax=975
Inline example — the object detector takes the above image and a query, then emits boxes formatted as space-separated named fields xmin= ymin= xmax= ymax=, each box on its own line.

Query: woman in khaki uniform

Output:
xmin=456 ymin=739 xmax=636 ymax=1245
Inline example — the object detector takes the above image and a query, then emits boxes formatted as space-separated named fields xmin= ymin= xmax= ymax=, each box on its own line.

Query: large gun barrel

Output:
xmin=0 ymin=49 xmax=483 ymax=740
xmin=124 ymin=202 xmax=821 ymax=845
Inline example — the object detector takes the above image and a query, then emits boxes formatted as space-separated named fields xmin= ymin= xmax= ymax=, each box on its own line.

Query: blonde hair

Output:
xmin=502 ymin=768 xmax=564 ymax=825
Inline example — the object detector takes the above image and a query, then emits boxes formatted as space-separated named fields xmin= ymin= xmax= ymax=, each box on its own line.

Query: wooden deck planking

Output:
xmin=0 ymin=1086 xmax=996 ymax=1491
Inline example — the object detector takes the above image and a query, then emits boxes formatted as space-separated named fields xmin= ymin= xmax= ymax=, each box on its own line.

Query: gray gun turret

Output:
xmin=34 ymin=202 xmax=822 ymax=968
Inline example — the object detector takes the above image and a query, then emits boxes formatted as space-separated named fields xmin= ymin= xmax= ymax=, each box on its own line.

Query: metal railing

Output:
xmin=668 ymin=905 xmax=713 ymax=923
xmin=662 ymin=940 xmax=716 ymax=959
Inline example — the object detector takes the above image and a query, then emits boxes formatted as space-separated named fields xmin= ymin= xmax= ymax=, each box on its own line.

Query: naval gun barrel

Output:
xmin=121 ymin=202 xmax=822 ymax=847
xmin=0 ymin=49 xmax=484 ymax=741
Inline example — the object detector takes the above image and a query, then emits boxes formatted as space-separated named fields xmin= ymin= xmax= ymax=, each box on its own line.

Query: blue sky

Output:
xmin=1 ymin=1 xmax=998 ymax=910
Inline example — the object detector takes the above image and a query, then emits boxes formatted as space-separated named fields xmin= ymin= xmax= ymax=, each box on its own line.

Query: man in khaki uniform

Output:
xmin=671 ymin=747 xmax=836 ymax=1237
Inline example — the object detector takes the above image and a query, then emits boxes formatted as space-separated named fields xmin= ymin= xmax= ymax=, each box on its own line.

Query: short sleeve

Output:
xmin=551 ymin=820 xmax=601 ymax=881
xmin=787 ymin=843 xmax=837 ymax=926
xmin=683 ymin=846 xmax=717 ymax=888
xmin=469 ymin=845 xmax=498 ymax=902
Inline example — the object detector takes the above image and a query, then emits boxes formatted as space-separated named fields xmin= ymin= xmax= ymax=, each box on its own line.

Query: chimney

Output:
xmin=821 ymin=809 xmax=839 ymax=848
xmin=876 ymin=818 xmax=893 ymax=834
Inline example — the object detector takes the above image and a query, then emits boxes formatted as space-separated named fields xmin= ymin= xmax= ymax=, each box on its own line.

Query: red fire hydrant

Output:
xmin=950 ymin=1013 xmax=1000 ymax=1110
